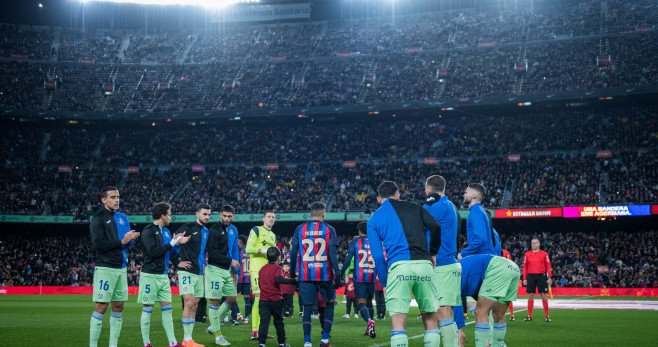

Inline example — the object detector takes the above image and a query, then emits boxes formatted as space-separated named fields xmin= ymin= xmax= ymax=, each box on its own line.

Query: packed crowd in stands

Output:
xmin=1 ymin=32 xmax=656 ymax=112
xmin=0 ymin=24 xmax=53 ymax=60
xmin=3 ymin=1 xmax=655 ymax=63
xmin=1 ymin=0 xmax=657 ymax=113
xmin=1 ymin=104 xmax=656 ymax=215
xmin=502 ymin=230 xmax=658 ymax=289
xmin=2 ymin=229 xmax=656 ymax=288
xmin=57 ymin=30 xmax=121 ymax=63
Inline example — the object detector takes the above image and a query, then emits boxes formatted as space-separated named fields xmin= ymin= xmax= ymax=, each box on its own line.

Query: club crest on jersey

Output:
xmin=165 ymin=232 xmax=169 ymax=238
xmin=118 ymin=218 xmax=125 ymax=225
xmin=143 ymin=296 xmax=149 ymax=302
xmin=97 ymin=293 xmax=103 ymax=299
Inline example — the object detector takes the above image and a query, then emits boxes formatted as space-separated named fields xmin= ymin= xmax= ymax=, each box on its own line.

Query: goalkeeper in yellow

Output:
xmin=246 ymin=210 xmax=278 ymax=340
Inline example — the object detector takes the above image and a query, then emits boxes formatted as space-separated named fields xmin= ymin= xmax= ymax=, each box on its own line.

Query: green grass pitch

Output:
xmin=1 ymin=295 xmax=657 ymax=346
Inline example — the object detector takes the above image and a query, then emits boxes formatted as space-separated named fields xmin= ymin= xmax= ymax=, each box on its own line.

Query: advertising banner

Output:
xmin=563 ymin=205 xmax=651 ymax=218
xmin=495 ymin=208 xmax=563 ymax=218
xmin=217 ymin=3 xmax=310 ymax=23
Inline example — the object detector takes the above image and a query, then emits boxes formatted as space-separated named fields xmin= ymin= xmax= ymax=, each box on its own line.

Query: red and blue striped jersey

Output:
xmin=353 ymin=237 xmax=375 ymax=283
xmin=290 ymin=220 xmax=339 ymax=282
xmin=238 ymin=248 xmax=250 ymax=284
xmin=341 ymin=236 xmax=376 ymax=283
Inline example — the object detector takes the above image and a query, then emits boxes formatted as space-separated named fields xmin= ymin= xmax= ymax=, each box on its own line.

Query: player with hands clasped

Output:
xmin=138 ymin=202 xmax=191 ymax=347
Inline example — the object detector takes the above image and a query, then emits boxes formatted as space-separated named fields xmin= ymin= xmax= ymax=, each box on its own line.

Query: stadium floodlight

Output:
xmin=78 ymin=0 xmax=261 ymax=9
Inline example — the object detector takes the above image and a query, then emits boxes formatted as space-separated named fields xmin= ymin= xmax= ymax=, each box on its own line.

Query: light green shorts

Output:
xmin=480 ymin=257 xmax=521 ymax=304
xmin=92 ymin=266 xmax=128 ymax=303
xmin=138 ymin=272 xmax=172 ymax=305
xmin=434 ymin=262 xmax=462 ymax=307
xmin=178 ymin=271 xmax=204 ymax=298
xmin=205 ymin=265 xmax=237 ymax=299
xmin=386 ymin=260 xmax=439 ymax=315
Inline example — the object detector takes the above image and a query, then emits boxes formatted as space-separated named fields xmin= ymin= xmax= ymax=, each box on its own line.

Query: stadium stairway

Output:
xmin=501 ymin=179 xmax=515 ymax=209
xmin=325 ymin=188 xmax=337 ymax=212
xmin=358 ymin=59 xmax=378 ymax=104
xmin=118 ymin=34 xmax=131 ymax=62
xmin=247 ymin=178 xmax=268 ymax=202
xmin=177 ymin=35 xmax=197 ymax=65
xmin=39 ymin=132 xmax=50 ymax=162
xmin=91 ymin=134 xmax=105 ymax=163
xmin=116 ymin=171 xmax=129 ymax=191
xmin=171 ymin=180 xmax=192 ymax=203
xmin=50 ymin=29 xmax=61 ymax=61
xmin=599 ymin=171 xmax=610 ymax=205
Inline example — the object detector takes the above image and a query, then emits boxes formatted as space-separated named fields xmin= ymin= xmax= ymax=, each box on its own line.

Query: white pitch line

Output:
xmin=368 ymin=296 xmax=592 ymax=347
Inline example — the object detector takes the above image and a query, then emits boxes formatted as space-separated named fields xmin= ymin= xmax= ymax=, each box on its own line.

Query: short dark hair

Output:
xmin=152 ymin=202 xmax=172 ymax=220
xmin=238 ymin=235 xmax=248 ymax=245
xmin=357 ymin=221 xmax=367 ymax=235
xmin=468 ymin=183 xmax=486 ymax=199
xmin=196 ymin=203 xmax=211 ymax=212
xmin=310 ymin=201 xmax=326 ymax=217
xmin=377 ymin=181 xmax=399 ymax=198
xmin=426 ymin=175 xmax=446 ymax=193
xmin=282 ymin=261 xmax=290 ymax=266
xmin=266 ymin=246 xmax=281 ymax=263
xmin=263 ymin=210 xmax=275 ymax=217
xmin=221 ymin=205 xmax=236 ymax=214
xmin=100 ymin=186 xmax=118 ymax=199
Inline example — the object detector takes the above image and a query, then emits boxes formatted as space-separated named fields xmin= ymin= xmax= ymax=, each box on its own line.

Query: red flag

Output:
xmin=505 ymin=154 xmax=521 ymax=162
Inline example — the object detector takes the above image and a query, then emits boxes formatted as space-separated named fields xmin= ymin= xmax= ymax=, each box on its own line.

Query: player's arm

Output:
xmin=245 ymin=227 xmax=265 ymax=255
xmin=123 ymin=229 xmax=136 ymax=250
xmin=166 ymin=230 xmax=185 ymax=265
xmin=460 ymin=214 xmax=485 ymax=257
xmin=208 ymin=228 xmax=238 ymax=270
xmin=367 ymin=219 xmax=388 ymax=287
xmin=522 ymin=252 xmax=528 ymax=283
xmin=143 ymin=226 xmax=174 ymax=258
xmin=120 ymin=216 xmax=137 ymax=250
xmin=341 ymin=240 xmax=356 ymax=277
xmin=122 ymin=239 xmax=135 ymax=250
xmin=89 ymin=217 xmax=122 ymax=251
xmin=328 ymin=227 xmax=340 ymax=281
xmin=169 ymin=250 xmax=182 ymax=268
xmin=453 ymin=305 xmax=465 ymax=329
xmin=421 ymin=207 xmax=442 ymax=256
xmin=168 ymin=241 xmax=182 ymax=258
xmin=545 ymin=251 xmax=552 ymax=282
xmin=288 ymin=227 xmax=300 ymax=277
xmin=230 ymin=230 xmax=240 ymax=274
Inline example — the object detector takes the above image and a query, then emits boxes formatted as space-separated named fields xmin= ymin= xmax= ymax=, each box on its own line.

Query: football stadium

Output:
xmin=0 ymin=0 xmax=657 ymax=346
